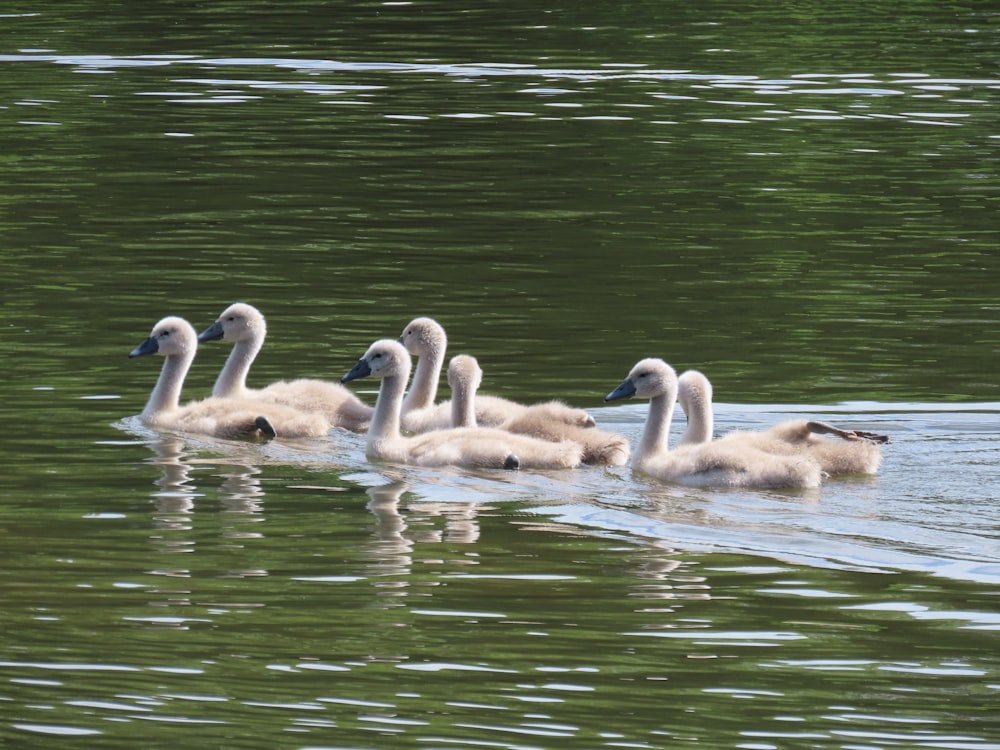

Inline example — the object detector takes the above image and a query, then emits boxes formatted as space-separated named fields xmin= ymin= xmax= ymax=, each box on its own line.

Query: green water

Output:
xmin=2 ymin=1 xmax=1000 ymax=747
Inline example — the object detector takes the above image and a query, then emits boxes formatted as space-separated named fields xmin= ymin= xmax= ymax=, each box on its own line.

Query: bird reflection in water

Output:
xmin=140 ymin=434 xmax=269 ymax=580
xmin=363 ymin=479 xmax=484 ymax=610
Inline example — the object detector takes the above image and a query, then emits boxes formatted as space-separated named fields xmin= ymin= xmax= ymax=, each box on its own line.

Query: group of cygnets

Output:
xmin=129 ymin=303 xmax=889 ymax=489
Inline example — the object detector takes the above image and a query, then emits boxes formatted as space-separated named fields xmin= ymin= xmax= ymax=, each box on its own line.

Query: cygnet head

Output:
xmin=129 ymin=316 xmax=197 ymax=359
xmin=678 ymin=370 xmax=712 ymax=411
xmin=605 ymin=358 xmax=678 ymax=402
xmin=342 ymin=339 xmax=411 ymax=383
xmin=198 ymin=302 xmax=267 ymax=344
xmin=447 ymin=354 xmax=483 ymax=393
xmin=398 ymin=317 xmax=446 ymax=358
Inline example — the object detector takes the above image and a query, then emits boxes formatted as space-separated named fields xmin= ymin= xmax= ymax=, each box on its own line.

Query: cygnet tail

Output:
xmin=255 ymin=416 xmax=277 ymax=440
xmin=806 ymin=420 xmax=891 ymax=444
xmin=581 ymin=434 xmax=631 ymax=466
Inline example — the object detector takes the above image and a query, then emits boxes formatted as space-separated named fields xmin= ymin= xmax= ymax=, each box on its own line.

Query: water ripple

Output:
xmin=12 ymin=723 xmax=102 ymax=737
xmin=4 ymin=52 xmax=998 ymax=101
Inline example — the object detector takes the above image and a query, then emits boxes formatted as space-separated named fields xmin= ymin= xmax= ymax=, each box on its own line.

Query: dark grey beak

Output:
xmin=341 ymin=358 xmax=372 ymax=383
xmin=197 ymin=321 xmax=225 ymax=343
xmin=605 ymin=379 xmax=636 ymax=402
xmin=129 ymin=336 xmax=159 ymax=359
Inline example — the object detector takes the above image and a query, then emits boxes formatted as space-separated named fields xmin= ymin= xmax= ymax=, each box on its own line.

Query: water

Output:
xmin=3 ymin=1 xmax=1000 ymax=747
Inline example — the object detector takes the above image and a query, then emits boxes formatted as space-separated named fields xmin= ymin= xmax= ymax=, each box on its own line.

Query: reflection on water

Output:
xmin=114 ymin=398 xmax=1000 ymax=585
xmin=146 ymin=434 xmax=199 ymax=517
xmin=364 ymin=481 xmax=413 ymax=587
xmin=145 ymin=433 xmax=267 ymax=517
xmin=6 ymin=361 xmax=999 ymax=747
xmin=5 ymin=413 xmax=1000 ymax=746
xmin=136 ymin=432 xmax=271 ymax=583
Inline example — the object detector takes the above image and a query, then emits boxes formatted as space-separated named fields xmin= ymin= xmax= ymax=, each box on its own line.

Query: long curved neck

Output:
xmin=370 ymin=372 xmax=408 ymax=443
xmin=450 ymin=378 xmax=477 ymax=428
xmin=636 ymin=392 xmax=675 ymax=464
xmin=144 ymin=350 xmax=193 ymax=419
xmin=402 ymin=343 xmax=444 ymax=413
xmin=679 ymin=389 xmax=713 ymax=446
xmin=213 ymin=336 xmax=262 ymax=398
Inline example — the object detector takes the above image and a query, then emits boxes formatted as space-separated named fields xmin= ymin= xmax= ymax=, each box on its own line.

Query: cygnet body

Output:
xmin=677 ymin=369 xmax=887 ymax=475
xmin=605 ymin=359 xmax=823 ymax=489
xmin=197 ymin=302 xmax=372 ymax=432
xmin=398 ymin=317 xmax=595 ymax=433
xmin=342 ymin=339 xmax=583 ymax=470
xmin=448 ymin=354 xmax=629 ymax=466
xmin=129 ymin=316 xmax=331 ymax=439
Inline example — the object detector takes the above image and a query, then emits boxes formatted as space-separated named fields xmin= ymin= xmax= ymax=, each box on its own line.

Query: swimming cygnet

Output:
xmin=341 ymin=339 xmax=583 ymax=470
xmin=677 ymin=369 xmax=888 ymax=475
xmin=448 ymin=354 xmax=629 ymax=466
xmin=398 ymin=316 xmax=596 ymax=433
xmin=197 ymin=302 xmax=373 ymax=432
xmin=605 ymin=358 xmax=823 ymax=489
xmin=129 ymin=316 xmax=331 ymax=439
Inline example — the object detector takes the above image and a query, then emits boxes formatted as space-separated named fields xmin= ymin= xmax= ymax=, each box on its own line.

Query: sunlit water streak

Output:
xmin=3 ymin=53 xmax=998 ymax=129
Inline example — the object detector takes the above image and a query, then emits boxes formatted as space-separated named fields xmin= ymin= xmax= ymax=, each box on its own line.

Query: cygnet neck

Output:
xmin=637 ymin=388 xmax=677 ymax=464
xmin=213 ymin=334 xmax=263 ymax=398
xmin=449 ymin=366 xmax=478 ymax=428
xmin=678 ymin=374 xmax=713 ymax=445
xmin=370 ymin=365 xmax=411 ymax=443
xmin=402 ymin=329 xmax=446 ymax=413
xmin=145 ymin=346 xmax=194 ymax=419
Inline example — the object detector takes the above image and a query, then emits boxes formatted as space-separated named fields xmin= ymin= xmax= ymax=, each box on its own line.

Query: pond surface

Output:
xmin=2 ymin=1 xmax=1000 ymax=748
